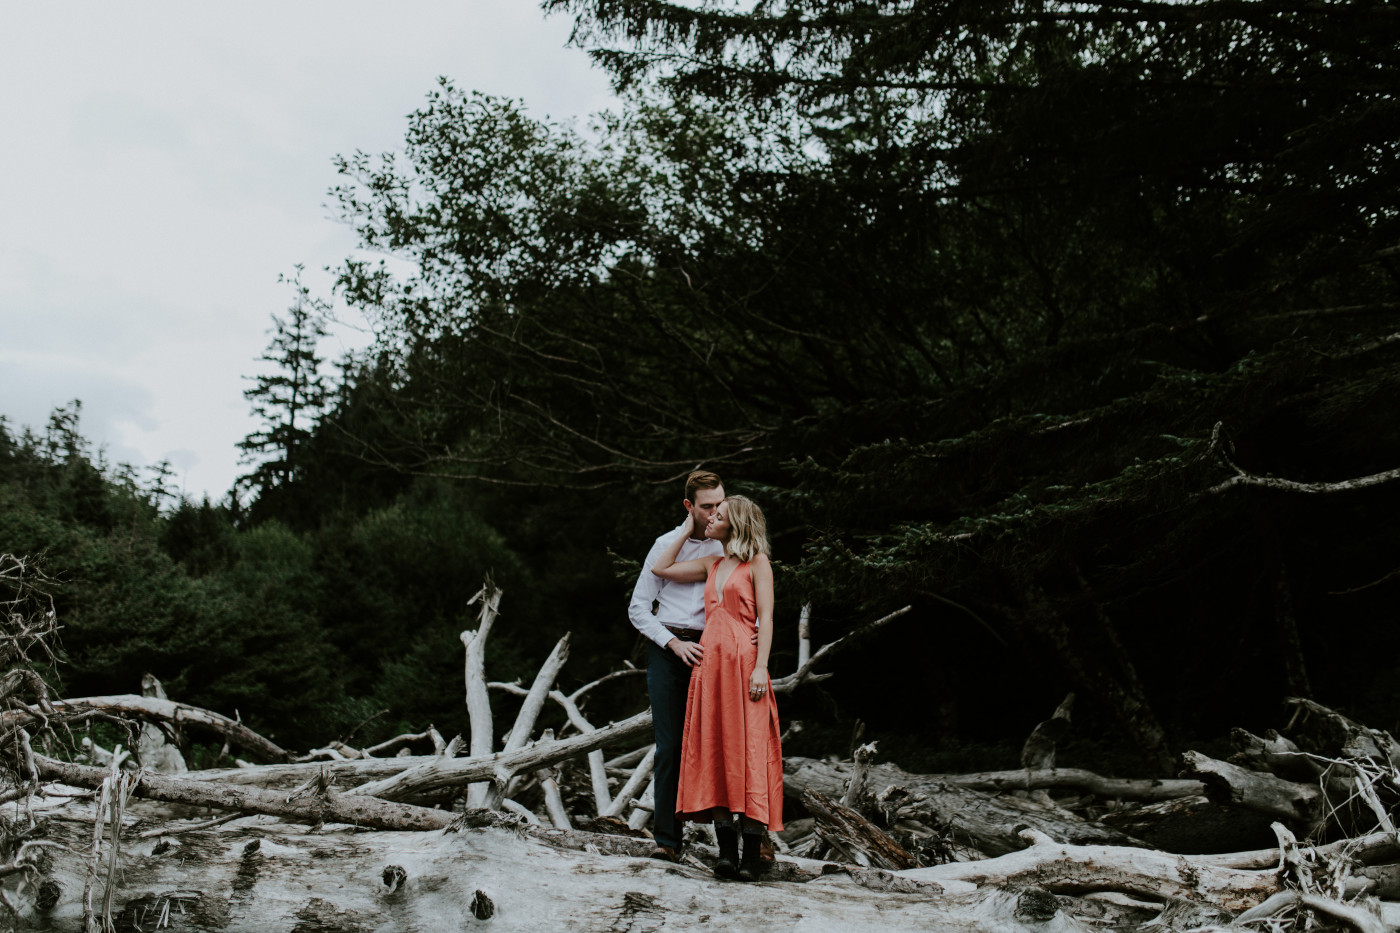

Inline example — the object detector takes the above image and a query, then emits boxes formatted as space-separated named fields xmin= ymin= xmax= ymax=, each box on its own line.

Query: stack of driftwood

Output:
xmin=1 ymin=575 xmax=1398 ymax=931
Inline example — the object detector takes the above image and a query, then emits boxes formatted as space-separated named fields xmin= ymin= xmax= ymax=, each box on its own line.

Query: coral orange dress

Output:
xmin=675 ymin=559 xmax=784 ymax=829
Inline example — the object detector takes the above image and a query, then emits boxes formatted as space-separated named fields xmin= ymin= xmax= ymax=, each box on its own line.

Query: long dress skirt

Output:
xmin=675 ymin=560 xmax=784 ymax=829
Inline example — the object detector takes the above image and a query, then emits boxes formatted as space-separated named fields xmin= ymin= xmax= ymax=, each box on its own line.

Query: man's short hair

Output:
xmin=685 ymin=470 xmax=724 ymax=503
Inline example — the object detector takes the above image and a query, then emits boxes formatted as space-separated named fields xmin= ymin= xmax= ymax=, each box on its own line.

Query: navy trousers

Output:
xmin=646 ymin=640 xmax=691 ymax=849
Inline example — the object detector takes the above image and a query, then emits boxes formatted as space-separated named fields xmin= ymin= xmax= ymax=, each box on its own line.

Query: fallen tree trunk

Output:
xmin=1 ymin=798 xmax=1282 ymax=933
xmin=33 ymin=756 xmax=454 ymax=832
xmin=1284 ymin=696 xmax=1400 ymax=770
xmin=1096 ymin=794 xmax=1281 ymax=855
xmin=14 ymin=794 xmax=1398 ymax=933
xmin=1180 ymin=750 xmax=1324 ymax=830
xmin=178 ymin=710 xmax=654 ymax=801
xmin=3 ymin=696 xmax=290 ymax=762
xmin=901 ymin=827 xmax=1279 ymax=913
xmin=785 ymin=757 xmax=1150 ymax=856
xmin=1229 ymin=727 xmax=1325 ymax=784
xmin=939 ymin=767 xmax=1202 ymax=801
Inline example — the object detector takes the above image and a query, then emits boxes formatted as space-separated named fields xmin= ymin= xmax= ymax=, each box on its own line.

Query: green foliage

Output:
xmin=310 ymin=1 xmax=1400 ymax=765
xmin=8 ymin=4 xmax=1400 ymax=767
xmin=239 ymin=266 xmax=332 ymax=502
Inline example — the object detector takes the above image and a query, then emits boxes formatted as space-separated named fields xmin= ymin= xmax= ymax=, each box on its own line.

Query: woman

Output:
xmin=651 ymin=495 xmax=783 ymax=880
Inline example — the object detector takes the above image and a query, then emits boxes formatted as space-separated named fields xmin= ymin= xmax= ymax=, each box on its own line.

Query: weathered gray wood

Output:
xmin=1 ymin=801 xmax=1158 ymax=933
xmin=841 ymin=741 xmax=876 ymax=809
xmin=900 ymin=828 xmax=1281 ymax=913
xmin=349 ymin=710 xmax=654 ymax=802
xmin=1285 ymin=697 xmax=1400 ymax=770
xmin=460 ymin=580 xmax=502 ymax=808
xmin=485 ymin=633 xmax=570 ymax=809
xmin=802 ymin=788 xmax=917 ymax=870
xmin=1229 ymin=727 xmax=1325 ymax=783
xmin=2 ymin=696 xmax=289 ymax=762
xmin=602 ymin=746 xmax=655 ymax=819
xmin=771 ymin=605 xmax=911 ymax=695
xmin=1180 ymin=750 xmax=1323 ymax=829
xmin=786 ymin=757 xmax=1151 ymax=857
xmin=34 ymin=756 xmax=455 ymax=832
xmin=136 ymin=675 xmax=187 ymax=774
xmin=1017 ymin=693 xmax=1074 ymax=806
xmin=942 ymin=768 xmax=1202 ymax=800
xmin=1021 ymin=693 xmax=1074 ymax=772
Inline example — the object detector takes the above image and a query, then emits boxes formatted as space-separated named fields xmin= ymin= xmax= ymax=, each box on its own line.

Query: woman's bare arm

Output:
xmin=749 ymin=554 xmax=775 ymax=700
xmin=651 ymin=513 xmax=717 ymax=582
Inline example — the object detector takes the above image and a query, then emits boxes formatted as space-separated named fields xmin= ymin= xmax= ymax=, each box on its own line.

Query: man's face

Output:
xmin=686 ymin=486 xmax=725 ymax=535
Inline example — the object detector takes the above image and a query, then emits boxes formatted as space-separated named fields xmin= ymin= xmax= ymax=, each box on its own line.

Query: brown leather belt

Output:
xmin=665 ymin=625 xmax=701 ymax=643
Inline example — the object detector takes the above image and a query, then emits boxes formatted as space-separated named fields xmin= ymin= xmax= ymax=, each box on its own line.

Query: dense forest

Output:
xmin=4 ymin=0 xmax=1398 ymax=777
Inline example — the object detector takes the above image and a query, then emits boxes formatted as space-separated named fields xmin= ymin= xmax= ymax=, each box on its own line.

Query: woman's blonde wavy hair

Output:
xmin=720 ymin=495 xmax=770 ymax=562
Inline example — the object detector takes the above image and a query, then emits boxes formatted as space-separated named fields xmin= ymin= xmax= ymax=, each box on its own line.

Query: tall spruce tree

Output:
xmin=239 ymin=267 xmax=331 ymax=499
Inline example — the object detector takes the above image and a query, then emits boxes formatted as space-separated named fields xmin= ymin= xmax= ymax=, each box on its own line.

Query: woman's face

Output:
xmin=705 ymin=501 xmax=730 ymax=540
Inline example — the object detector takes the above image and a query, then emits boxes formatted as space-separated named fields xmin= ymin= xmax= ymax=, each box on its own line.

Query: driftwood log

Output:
xmin=1181 ymin=749 xmax=1324 ymax=829
xmin=7 ymin=571 xmax=1400 ymax=932
xmin=7 ymin=794 xmax=1399 ymax=932
xmin=801 ymin=788 xmax=917 ymax=870
xmin=0 ymin=795 xmax=1272 ymax=932
xmin=1 ymin=695 xmax=291 ymax=763
xmin=784 ymin=756 xmax=1151 ymax=856
xmin=33 ymin=756 xmax=455 ymax=832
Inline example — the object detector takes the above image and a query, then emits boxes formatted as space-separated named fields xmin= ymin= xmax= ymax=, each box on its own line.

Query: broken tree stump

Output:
xmin=801 ymin=788 xmax=917 ymax=870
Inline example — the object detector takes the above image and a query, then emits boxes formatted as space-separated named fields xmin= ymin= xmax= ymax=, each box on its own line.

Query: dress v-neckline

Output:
xmin=714 ymin=559 xmax=741 ymax=602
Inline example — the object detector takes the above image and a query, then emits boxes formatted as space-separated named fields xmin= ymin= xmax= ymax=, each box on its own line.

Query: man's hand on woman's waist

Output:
xmin=668 ymin=638 xmax=704 ymax=667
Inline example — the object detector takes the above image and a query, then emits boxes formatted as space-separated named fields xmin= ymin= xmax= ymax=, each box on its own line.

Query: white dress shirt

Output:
xmin=629 ymin=524 xmax=725 ymax=649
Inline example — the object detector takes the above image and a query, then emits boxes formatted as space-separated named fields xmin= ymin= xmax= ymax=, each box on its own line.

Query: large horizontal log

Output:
xmin=1191 ymin=830 xmax=1400 ymax=871
xmin=33 ymin=756 xmax=453 ymax=831
xmin=1097 ymin=794 xmax=1279 ymax=855
xmin=941 ymin=767 xmax=1202 ymax=800
xmin=1180 ymin=750 xmax=1323 ymax=829
xmin=899 ymin=828 xmax=1280 ymax=913
xmin=2 ymin=799 xmax=1157 ymax=933
xmin=185 ymin=756 xmax=436 ymax=789
xmin=3 ymin=696 xmax=290 ymax=762
xmin=784 ymin=757 xmax=1149 ymax=857
xmin=181 ymin=711 xmax=655 ymax=798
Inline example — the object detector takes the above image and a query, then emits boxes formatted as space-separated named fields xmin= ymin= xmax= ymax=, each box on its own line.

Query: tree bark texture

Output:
xmin=784 ymin=757 xmax=1149 ymax=857
xmin=2 ymin=800 xmax=1192 ymax=933
xmin=34 ymin=756 xmax=455 ymax=832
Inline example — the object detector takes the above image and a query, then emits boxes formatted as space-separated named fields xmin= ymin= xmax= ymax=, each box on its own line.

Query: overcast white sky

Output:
xmin=0 ymin=2 xmax=616 ymax=502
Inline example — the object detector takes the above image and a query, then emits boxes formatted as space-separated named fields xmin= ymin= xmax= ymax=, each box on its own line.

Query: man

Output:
xmin=629 ymin=469 xmax=725 ymax=860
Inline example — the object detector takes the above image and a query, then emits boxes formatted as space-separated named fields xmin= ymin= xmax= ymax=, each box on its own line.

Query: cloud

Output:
xmin=0 ymin=352 xmax=157 ymax=469
xmin=0 ymin=1 xmax=617 ymax=500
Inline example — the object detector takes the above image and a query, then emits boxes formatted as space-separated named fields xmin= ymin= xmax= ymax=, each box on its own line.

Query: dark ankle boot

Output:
xmin=738 ymin=830 xmax=765 ymax=881
xmin=713 ymin=824 xmax=740 ymax=879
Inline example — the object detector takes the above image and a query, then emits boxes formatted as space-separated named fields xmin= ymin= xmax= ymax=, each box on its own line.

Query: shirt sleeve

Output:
xmin=628 ymin=536 xmax=675 ymax=649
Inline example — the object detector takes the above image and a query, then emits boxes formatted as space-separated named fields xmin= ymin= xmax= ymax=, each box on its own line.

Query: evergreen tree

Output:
xmin=319 ymin=2 xmax=1400 ymax=767
xmin=239 ymin=267 xmax=331 ymax=499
